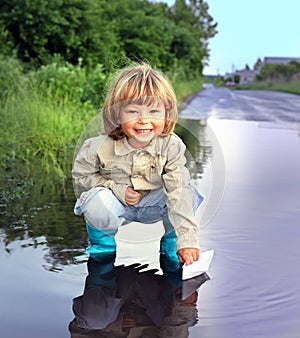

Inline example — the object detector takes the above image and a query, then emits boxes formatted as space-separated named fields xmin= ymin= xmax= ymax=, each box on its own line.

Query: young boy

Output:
xmin=72 ymin=63 xmax=203 ymax=265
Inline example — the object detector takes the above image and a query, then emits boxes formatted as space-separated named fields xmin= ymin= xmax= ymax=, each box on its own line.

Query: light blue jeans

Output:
xmin=75 ymin=187 xmax=168 ymax=230
xmin=74 ymin=186 xmax=203 ymax=257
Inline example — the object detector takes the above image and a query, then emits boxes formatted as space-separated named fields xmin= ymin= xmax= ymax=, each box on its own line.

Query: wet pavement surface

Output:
xmin=182 ymin=83 xmax=300 ymax=124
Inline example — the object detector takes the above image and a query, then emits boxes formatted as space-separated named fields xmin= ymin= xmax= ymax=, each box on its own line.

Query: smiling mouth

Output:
xmin=135 ymin=129 xmax=153 ymax=133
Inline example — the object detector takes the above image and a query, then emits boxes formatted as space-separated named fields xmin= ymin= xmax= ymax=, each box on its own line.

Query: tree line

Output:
xmin=256 ymin=61 xmax=300 ymax=82
xmin=0 ymin=0 xmax=217 ymax=78
xmin=221 ymin=58 xmax=300 ymax=86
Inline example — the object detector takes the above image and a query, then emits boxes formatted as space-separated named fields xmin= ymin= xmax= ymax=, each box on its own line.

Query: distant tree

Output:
xmin=254 ymin=58 xmax=263 ymax=71
xmin=0 ymin=22 xmax=14 ymax=56
xmin=256 ymin=61 xmax=300 ymax=81
xmin=245 ymin=64 xmax=250 ymax=70
xmin=213 ymin=75 xmax=224 ymax=86
xmin=107 ymin=0 xmax=175 ymax=71
xmin=171 ymin=0 xmax=217 ymax=75
xmin=233 ymin=74 xmax=240 ymax=84
xmin=281 ymin=61 xmax=300 ymax=81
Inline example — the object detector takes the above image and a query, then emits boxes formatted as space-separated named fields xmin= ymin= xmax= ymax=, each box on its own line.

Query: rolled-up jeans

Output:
xmin=74 ymin=186 xmax=203 ymax=234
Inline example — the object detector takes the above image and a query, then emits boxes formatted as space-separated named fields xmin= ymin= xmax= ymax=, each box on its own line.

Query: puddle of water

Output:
xmin=1 ymin=118 xmax=300 ymax=338
xmin=188 ymin=118 xmax=300 ymax=338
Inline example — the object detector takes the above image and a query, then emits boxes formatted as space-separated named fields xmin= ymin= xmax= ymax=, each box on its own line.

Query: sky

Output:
xmin=159 ymin=0 xmax=300 ymax=75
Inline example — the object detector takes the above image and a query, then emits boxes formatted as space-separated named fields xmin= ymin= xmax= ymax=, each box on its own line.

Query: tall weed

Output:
xmin=166 ymin=61 xmax=203 ymax=102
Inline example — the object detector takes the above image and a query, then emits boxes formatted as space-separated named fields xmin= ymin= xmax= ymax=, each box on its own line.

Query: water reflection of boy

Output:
xmin=69 ymin=254 xmax=209 ymax=337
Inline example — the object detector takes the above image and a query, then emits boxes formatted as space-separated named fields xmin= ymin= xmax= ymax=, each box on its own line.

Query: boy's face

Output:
xmin=119 ymin=102 xmax=166 ymax=148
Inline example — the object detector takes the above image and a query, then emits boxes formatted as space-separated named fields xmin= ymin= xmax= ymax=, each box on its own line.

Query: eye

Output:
xmin=128 ymin=110 xmax=138 ymax=114
xmin=150 ymin=109 xmax=159 ymax=114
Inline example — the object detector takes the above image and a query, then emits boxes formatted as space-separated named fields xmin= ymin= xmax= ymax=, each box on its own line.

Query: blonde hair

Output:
xmin=102 ymin=63 xmax=178 ymax=140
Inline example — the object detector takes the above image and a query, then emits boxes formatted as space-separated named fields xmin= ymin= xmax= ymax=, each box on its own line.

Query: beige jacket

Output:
xmin=72 ymin=133 xmax=199 ymax=250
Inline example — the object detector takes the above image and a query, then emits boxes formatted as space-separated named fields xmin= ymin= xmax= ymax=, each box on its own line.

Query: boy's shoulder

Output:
xmin=170 ymin=132 xmax=184 ymax=142
xmin=157 ymin=133 xmax=186 ymax=155
xmin=81 ymin=134 xmax=110 ymax=147
xmin=77 ymin=135 xmax=114 ymax=155
xmin=161 ymin=132 xmax=185 ymax=146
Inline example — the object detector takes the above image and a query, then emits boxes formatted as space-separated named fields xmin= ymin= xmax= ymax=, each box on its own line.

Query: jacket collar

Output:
xmin=114 ymin=135 xmax=165 ymax=156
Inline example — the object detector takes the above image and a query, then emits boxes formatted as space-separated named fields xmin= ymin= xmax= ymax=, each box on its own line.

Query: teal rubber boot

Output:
xmin=160 ymin=230 xmax=182 ymax=272
xmin=86 ymin=223 xmax=117 ymax=259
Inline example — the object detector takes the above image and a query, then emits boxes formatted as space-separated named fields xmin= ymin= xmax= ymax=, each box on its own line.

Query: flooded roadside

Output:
xmin=189 ymin=118 xmax=300 ymax=338
xmin=1 ymin=116 xmax=300 ymax=337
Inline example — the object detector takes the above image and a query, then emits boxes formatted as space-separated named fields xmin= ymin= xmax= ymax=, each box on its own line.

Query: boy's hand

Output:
xmin=125 ymin=186 xmax=141 ymax=206
xmin=177 ymin=248 xmax=200 ymax=266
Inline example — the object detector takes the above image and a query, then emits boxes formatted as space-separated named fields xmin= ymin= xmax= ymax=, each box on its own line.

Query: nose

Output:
xmin=137 ymin=110 xmax=150 ymax=123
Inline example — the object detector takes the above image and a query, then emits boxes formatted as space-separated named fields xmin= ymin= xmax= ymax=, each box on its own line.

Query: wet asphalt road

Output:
xmin=181 ymin=84 xmax=300 ymax=124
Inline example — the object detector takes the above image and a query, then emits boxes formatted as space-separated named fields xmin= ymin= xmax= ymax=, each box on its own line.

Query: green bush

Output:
xmin=33 ymin=57 xmax=107 ymax=107
xmin=0 ymin=56 xmax=25 ymax=100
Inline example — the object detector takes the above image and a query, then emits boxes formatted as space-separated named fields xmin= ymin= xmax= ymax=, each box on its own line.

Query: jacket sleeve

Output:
xmin=162 ymin=135 xmax=200 ymax=251
xmin=72 ymin=137 xmax=128 ymax=203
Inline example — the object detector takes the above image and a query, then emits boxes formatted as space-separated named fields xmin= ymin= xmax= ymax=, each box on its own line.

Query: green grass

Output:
xmin=236 ymin=79 xmax=300 ymax=96
xmin=173 ymin=77 xmax=203 ymax=102
xmin=167 ymin=65 xmax=204 ymax=102
xmin=0 ymin=74 xmax=98 ymax=185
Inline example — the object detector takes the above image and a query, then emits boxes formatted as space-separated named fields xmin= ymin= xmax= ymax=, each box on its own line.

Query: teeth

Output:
xmin=136 ymin=129 xmax=151 ymax=133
